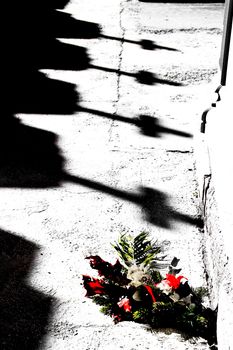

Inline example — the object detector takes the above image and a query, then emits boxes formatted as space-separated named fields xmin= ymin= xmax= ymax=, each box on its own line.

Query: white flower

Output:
xmin=156 ymin=280 xmax=172 ymax=295
xmin=127 ymin=264 xmax=149 ymax=287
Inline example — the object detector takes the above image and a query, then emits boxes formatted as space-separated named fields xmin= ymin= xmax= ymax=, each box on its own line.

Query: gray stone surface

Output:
xmin=195 ymin=81 xmax=233 ymax=349
xmin=0 ymin=0 xmax=224 ymax=349
xmin=203 ymin=184 xmax=233 ymax=347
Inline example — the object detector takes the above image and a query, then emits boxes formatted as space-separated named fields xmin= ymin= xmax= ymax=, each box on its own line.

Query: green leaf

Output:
xmin=112 ymin=232 xmax=167 ymax=271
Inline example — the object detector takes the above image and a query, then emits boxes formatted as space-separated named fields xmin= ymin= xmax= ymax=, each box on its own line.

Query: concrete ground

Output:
xmin=0 ymin=0 xmax=224 ymax=349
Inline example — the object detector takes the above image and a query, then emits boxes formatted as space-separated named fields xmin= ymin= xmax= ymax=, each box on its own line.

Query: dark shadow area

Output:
xmin=1 ymin=0 xmax=100 ymax=186
xmin=136 ymin=70 xmax=183 ymax=86
xmin=3 ymin=0 xmax=96 ymax=117
xmin=140 ymin=39 xmax=179 ymax=51
xmin=0 ymin=228 xmax=54 ymax=349
xmin=64 ymin=174 xmax=203 ymax=229
xmin=45 ymin=0 xmax=69 ymax=8
xmin=101 ymin=35 xmax=179 ymax=51
xmin=138 ymin=115 xmax=192 ymax=137
xmin=78 ymin=107 xmax=192 ymax=138
xmin=0 ymin=118 xmax=64 ymax=188
xmin=7 ymin=73 xmax=78 ymax=115
xmin=33 ymin=41 xmax=89 ymax=71
xmin=43 ymin=10 xmax=101 ymax=39
xmin=89 ymin=65 xmax=183 ymax=86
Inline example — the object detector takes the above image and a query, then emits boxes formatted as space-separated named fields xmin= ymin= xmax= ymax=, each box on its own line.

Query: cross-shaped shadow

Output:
xmin=89 ymin=65 xmax=183 ymax=86
xmin=101 ymin=35 xmax=180 ymax=52
xmin=64 ymin=174 xmax=203 ymax=229
xmin=78 ymin=107 xmax=192 ymax=138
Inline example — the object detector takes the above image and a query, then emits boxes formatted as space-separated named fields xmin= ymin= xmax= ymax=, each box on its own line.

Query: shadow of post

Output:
xmin=0 ymin=229 xmax=54 ymax=349
xmin=100 ymin=34 xmax=180 ymax=51
xmin=89 ymin=65 xmax=183 ymax=86
xmin=64 ymin=174 xmax=203 ymax=229
xmin=78 ymin=107 xmax=192 ymax=138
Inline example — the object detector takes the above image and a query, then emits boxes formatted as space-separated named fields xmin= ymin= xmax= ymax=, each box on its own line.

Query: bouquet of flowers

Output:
xmin=82 ymin=232 xmax=217 ymax=348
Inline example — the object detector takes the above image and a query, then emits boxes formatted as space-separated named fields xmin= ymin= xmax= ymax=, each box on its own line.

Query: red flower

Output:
xmin=165 ymin=274 xmax=187 ymax=289
xmin=144 ymin=285 xmax=156 ymax=303
xmin=86 ymin=256 xmax=105 ymax=270
xmin=112 ymin=314 xmax=122 ymax=323
xmin=85 ymin=256 xmax=128 ymax=285
xmin=117 ymin=297 xmax=132 ymax=312
xmin=156 ymin=274 xmax=187 ymax=295
xmin=82 ymin=275 xmax=106 ymax=296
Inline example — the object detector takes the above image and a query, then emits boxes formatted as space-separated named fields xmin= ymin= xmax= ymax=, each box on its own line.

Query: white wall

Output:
xmin=199 ymin=14 xmax=233 ymax=350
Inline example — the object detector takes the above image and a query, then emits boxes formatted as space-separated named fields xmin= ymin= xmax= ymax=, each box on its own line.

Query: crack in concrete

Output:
xmin=166 ymin=149 xmax=193 ymax=154
xmin=28 ymin=208 xmax=48 ymax=215
xmin=202 ymin=174 xmax=212 ymax=217
xmin=108 ymin=0 xmax=125 ymax=143
xmin=116 ymin=1 xmax=125 ymax=106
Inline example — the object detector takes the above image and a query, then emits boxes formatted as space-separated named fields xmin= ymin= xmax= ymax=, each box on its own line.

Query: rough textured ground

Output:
xmin=0 ymin=0 xmax=224 ymax=349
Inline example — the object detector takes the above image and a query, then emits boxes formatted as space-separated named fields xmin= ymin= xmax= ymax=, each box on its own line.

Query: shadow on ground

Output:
xmin=1 ymin=0 xmax=98 ymax=186
xmin=3 ymin=0 xmax=97 ymax=115
xmin=0 ymin=0 xmax=188 ymax=189
xmin=78 ymin=107 xmax=192 ymax=138
xmin=0 ymin=117 xmax=64 ymax=188
xmin=101 ymin=35 xmax=180 ymax=51
xmin=64 ymin=174 xmax=203 ymax=229
xmin=89 ymin=65 xmax=183 ymax=86
xmin=1 ymin=0 xmax=99 ymax=346
xmin=0 ymin=0 xmax=197 ymax=229
xmin=0 ymin=229 xmax=54 ymax=350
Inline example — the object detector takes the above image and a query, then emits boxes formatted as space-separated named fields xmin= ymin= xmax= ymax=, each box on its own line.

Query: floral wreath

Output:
xmin=82 ymin=232 xmax=217 ymax=348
